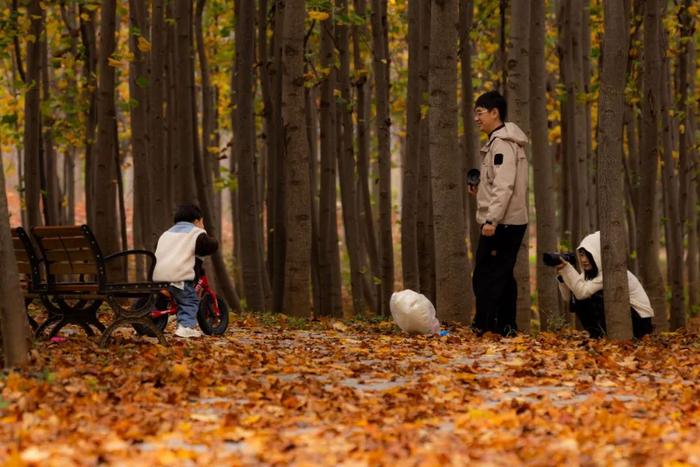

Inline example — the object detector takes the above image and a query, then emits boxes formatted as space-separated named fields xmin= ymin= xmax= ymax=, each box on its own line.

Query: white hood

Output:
xmin=578 ymin=231 xmax=602 ymax=273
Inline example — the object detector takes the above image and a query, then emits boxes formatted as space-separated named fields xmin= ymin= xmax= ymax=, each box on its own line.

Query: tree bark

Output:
xmin=638 ymin=0 xmax=666 ymax=331
xmin=0 ymin=155 xmax=31 ymax=367
xmin=598 ymin=0 xmax=632 ymax=340
xmin=659 ymin=18 xmax=684 ymax=330
xmin=530 ymin=0 xmax=559 ymax=331
xmin=23 ymin=0 xmax=42 ymax=228
xmin=371 ymin=0 xmax=394 ymax=315
xmin=337 ymin=0 xmax=367 ymax=316
xmin=93 ymin=0 xmax=120 ymax=257
xmin=40 ymin=34 xmax=61 ymax=226
xmin=507 ymin=0 xmax=531 ymax=333
xmin=318 ymin=12 xmax=343 ymax=317
xmin=459 ymin=0 xmax=479 ymax=262
xmin=402 ymin=0 xmax=421 ymax=292
xmin=234 ymin=0 xmax=267 ymax=312
xmin=173 ymin=0 xmax=197 ymax=204
xmin=428 ymin=0 xmax=470 ymax=323
xmin=282 ymin=0 xmax=312 ymax=317
xmin=79 ymin=3 xmax=98 ymax=226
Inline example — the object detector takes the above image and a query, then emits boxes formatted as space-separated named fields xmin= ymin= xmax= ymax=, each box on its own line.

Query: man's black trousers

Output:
xmin=472 ymin=223 xmax=527 ymax=336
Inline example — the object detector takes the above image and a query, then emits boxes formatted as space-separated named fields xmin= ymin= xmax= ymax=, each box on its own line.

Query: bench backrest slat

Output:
xmin=31 ymin=225 xmax=106 ymax=288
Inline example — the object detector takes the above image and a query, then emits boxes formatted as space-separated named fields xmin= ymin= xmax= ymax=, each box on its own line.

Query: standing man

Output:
xmin=468 ymin=91 xmax=529 ymax=336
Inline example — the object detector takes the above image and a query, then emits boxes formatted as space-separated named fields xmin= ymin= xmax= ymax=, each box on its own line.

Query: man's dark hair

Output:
xmin=475 ymin=90 xmax=507 ymax=122
xmin=173 ymin=204 xmax=203 ymax=224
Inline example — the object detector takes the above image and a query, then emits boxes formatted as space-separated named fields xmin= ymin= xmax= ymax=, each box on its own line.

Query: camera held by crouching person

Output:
xmin=467 ymin=168 xmax=481 ymax=187
xmin=542 ymin=252 xmax=577 ymax=267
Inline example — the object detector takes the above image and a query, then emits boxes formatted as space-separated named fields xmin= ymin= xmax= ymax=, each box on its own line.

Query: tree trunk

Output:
xmin=678 ymin=0 xmax=698 ymax=315
xmin=173 ymin=0 xmax=197 ymax=204
xmin=659 ymin=19 xmax=684 ymax=330
xmin=428 ymin=0 xmax=470 ymax=323
xmin=93 ymin=0 xmax=120 ymax=257
xmin=638 ymin=0 xmax=666 ymax=330
xmin=234 ymin=0 xmax=267 ymax=312
xmin=129 ymin=0 xmax=152 ymax=276
xmin=460 ymin=0 xmax=479 ymax=262
xmin=148 ymin=0 xmax=170 ymax=241
xmin=0 ymin=154 xmax=31 ymax=367
xmin=402 ymin=0 xmax=421 ymax=292
xmin=353 ymin=0 xmax=379 ymax=313
xmin=507 ymin=0 xmax=531 ymax=333
xmin=79 ymin=3 xmax=98 ymax=226
xmin=417 ymin=0 xmax=435 ymax=303
xmin=337 ymin=0 xmax=367 ymax=316
xmin=571 ymin=0 xmax=590 ymax=236
xmin=40 ymin=34 xmax=61 ymax=226
xmin=318 ymin=12 xmax=343 ymax=317
xmin=282 ymin=0 xmax=312 ymax=317
xmin=598 ymin=0 xmax=632 ymax=340
xmin=371 ymin=0 xmax=394 ymax=315
xmin=530 ymin=0 xmax=559 ymax=331
xmin=23 ymin=0 xmax=42 ymax=228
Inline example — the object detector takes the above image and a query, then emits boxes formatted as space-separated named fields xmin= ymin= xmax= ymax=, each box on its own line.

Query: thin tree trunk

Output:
xmin=233 ymin=0 xmax=267 ymax=312
xmin=507 ymin=0 xmax=531 ymax=333
xmin=371 ymin=0 xmax=394 ymax=315
xmin=460 ymin=0 xmax=479 ymax=261
xmin=129 ymin=0 xmax=151 ymax=276
xmin=40 ymin=34 xmax=60 ymax=225
xmin=173 ymin=0 xmax=197 ymax=204
xmin=282 ymin=0 xmax=312 ymax=316
xmin=571 ymin=0 xmax=590 ymax=235
xmin=402 ymin=0 xmax=421 ymax=292
xmin=148 ymin=0 xmax=170 ymax=242
xmin=678 ymin=0 xmax=698 ymax=315
xmin=598 ymin=0 xmax=632 ymax=340
xmin=429 ymin=0 xmax=470 ymax=323
xmin=79 ymin=3 xmax=98 ymax=226
xmin=337 ymin=0 xmax=366 ymax=316
xmin=318 ymin=12 xmax=343 ymax=317
xmin=417 ymin=0 xmax=435 ymax=303
xmin=93 ymin=0 xmax=120 ymax=257
xmin=638 ymin=0 xmax=666 ymax=330
xmin=530 ymin=0 xmax=559 ymax=331
xmin=353 ymin=0 xmax=379 ymax=313
xmin=659 ymin=20 xmax=684 ymax=330
xmin=23 ymin=0 xmax=42 ymax=228
xmin=0 ymin=154 xmax=31 ymax=367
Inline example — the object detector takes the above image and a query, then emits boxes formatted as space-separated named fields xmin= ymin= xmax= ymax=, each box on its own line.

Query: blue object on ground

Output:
xmin=439 ymin=330 xmax=449 ymax=336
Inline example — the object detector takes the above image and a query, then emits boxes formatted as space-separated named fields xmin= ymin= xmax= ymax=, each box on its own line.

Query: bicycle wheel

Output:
xmin=197 ymin=295 xmax=229 ymax=335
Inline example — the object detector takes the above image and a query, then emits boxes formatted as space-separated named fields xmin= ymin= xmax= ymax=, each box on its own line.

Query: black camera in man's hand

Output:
xmin=467 ymin=168 xmax=481 ymax=187
xmin=542 ymin=252 xmax=577 ymax=267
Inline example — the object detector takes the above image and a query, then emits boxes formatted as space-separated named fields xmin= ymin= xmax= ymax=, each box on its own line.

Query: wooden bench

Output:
xmin=29 ymin=225 xmax=170 ymax=346
xmin=12 ymin=227 xmax=44 ymax=331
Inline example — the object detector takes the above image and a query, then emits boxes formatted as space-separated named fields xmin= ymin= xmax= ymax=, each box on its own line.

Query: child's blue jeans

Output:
xmin=168 ymin=281 xmax=199 ymax=328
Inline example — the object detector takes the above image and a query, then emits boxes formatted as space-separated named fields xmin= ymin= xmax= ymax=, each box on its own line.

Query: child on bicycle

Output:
xmin=153 ymin=204 xmax=219 ymax=338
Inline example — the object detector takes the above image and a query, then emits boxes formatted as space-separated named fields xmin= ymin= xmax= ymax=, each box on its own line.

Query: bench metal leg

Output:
xmin=100 ymin=293 xmax=167 ymax=347
xmin=38 ymin=296 xmax=104 ymax=339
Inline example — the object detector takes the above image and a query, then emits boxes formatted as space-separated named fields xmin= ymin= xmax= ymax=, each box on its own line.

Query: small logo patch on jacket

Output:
xmin=494 ymin=153 xmax=504 ymax=165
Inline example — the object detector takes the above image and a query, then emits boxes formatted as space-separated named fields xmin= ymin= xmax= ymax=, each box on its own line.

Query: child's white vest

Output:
xmin=153 ymin=222 xmax=206 ymax=283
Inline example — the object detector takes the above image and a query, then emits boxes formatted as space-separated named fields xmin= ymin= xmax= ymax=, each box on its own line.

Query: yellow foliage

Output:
xmin=308 ymin=11 xmax=330 ymax=21
xmin=137 ymin=36 xmax=152 ymax=53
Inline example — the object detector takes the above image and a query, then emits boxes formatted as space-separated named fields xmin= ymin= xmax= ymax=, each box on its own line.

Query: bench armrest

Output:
xmin=103 ymin=249 xmax=157 ymax=280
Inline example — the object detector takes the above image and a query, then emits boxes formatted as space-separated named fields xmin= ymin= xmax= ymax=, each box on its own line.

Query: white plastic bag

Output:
xmin=389 ymin=289 xmax=440 ymax=335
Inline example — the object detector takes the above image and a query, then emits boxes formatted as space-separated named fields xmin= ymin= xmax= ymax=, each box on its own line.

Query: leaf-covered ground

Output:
xmin=3 ymin=316 xmax=700 ymax=466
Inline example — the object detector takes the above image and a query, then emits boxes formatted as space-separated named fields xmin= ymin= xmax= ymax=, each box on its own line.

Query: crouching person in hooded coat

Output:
xmin=555 ymin=231 xmax=653 ymax=339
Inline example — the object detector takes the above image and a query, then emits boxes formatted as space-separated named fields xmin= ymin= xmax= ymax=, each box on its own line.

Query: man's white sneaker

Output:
xmin=174 ymin=325 xmax=202 ymax=338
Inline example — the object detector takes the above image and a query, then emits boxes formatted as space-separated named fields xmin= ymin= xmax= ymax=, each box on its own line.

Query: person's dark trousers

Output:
xmin=572 ymin=291 xmax=653 ymax=339
xmin=472 ymin=223 xmax=527 ymax=336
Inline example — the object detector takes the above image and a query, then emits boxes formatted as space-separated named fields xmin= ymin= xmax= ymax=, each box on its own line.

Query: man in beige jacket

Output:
xmin=468 ymin=91 xmax=528 ymax=336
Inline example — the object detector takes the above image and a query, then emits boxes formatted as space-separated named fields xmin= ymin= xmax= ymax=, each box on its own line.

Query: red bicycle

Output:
xmin=133 ymin=272 xmax=229 ymax=336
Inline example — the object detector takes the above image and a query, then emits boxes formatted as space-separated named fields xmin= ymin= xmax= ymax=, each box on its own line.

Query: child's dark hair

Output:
xmin=475 ymin=90 xmax=507 ymax=121
xmin=173 ymin=204 xmax=203 ymax=224
xmin=578 ymin=247 xmax=599 ymax=280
